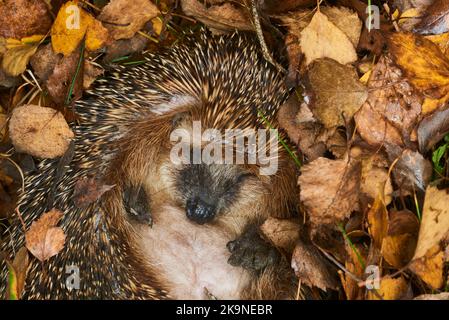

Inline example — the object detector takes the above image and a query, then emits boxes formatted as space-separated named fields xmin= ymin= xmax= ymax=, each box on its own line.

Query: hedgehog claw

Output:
xmin=123 ymin=184 xmax=152 ymax=227
xmin=226 ymin=225 xmax=281 ymax=273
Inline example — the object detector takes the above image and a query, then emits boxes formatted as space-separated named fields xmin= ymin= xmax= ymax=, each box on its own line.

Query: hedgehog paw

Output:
xmin=123 ymin=184 xmax=152 ymax=227
xmin=226 ymin=225 xmax=280 ymax=273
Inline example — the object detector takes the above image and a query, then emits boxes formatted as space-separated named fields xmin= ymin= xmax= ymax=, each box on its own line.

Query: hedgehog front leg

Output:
xmin=226 ymin=224 xmax=297 ymax=299
xmin=123 ymin=184 xmax=153 ymax=226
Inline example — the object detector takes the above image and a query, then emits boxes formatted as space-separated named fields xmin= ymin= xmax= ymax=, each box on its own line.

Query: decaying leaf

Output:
xmin=414 ymin=292 xmax=449 ymax=300
xmin=46 ymin=44 xmax=83 ymax=105
xmin=98 ymin=0 xmax=160 ymax=40
xmin=360 ymin=157 xmax=393 ymax=204
xmin=413 ymin=186 xmax=449 ymax=260
xmin=417 ymin=105 xmax=449 ymax=153
xmin=339 ymin=242 xmax=365 ymax=300
xmin=367 ymin=192 xmax=389 ymax=250
xmin=73 ymin=177 xmax=114 ymax=208
xmin=381 ymin=210 xmax=419 ymax=268
xmin=299 ymin=157 xmax=361 ymax=232
xmin=0 ymin=0 xmax=52 ymax=39
xmin=25 ymin=209 xmax=66 ymax=262
xmin=260 ymin=218 xmax=300 ymax=252
xmin=2 ymin=42 xmax=40 ymax=76
xmin=291 ymin=240 xmax=338 ymax=291
xmin=414 ymin=0 xmax=449 ymax=35
xmin=367 ymin=277 xmax=410 ymax=300
xmin=300 ymin=11 xmax=357 ymax=65
xmin=388 ymin=32 xmax=449 ymax=100
xmin=408 ymin=186 xmax=449 ymax=289
xmin=386 ymin=146 xmax=432 ymax=193
xmin=354 ymin=56 xmax=422 ymax=147
xmin=409 ymin=244 xmax=444 ymax=289
xmin=307 ymin=58 xmax=367 ymax=129
xmin=8 ymin=104 xmax=74 ymax=159
xmin=30 ymin=43 xmax=62 ymax=82
xmin=5 ymin=247 xmax=29 ymax=300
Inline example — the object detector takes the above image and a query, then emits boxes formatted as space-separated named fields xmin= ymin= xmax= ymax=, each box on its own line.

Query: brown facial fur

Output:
xmin=102 ymin=106 xmax=299 ymax=299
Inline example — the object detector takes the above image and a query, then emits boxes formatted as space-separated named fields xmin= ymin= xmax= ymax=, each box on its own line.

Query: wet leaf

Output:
xmin=5 ymin=247 xmax=29 ymax=300
xmin=25 ymin=209 xmax=66 ymax=262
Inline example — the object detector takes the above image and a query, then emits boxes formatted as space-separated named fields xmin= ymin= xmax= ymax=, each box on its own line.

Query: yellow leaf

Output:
xmin=367 ymin=190 xmax=388 ymax=250
xmin=51 ymin=1 xmax=107 ymax=55
xmin=2 ymin=43 xmax=39 ymax=76
xmin=422 ymin=92 xmax=449 ymax=114
xmin=360 ymin=69 xmax=372 ymax=85
xmin=409 ymin=245 xmax=444 ymax=289
xmin=367 ymin=277 xmax=409 ymax=300
xmin=85 ymin=18 xmax=109 ymax=51
xmin=388 ymin=32 xmax=449 ymax=100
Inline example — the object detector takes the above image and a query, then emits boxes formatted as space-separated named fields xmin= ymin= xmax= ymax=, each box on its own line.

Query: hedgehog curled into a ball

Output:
xmin=0 ymin=31 xmax=300 ymax=299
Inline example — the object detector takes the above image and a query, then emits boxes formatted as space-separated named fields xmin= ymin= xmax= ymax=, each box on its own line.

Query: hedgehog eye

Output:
xmin=236 ymin=172 xmax=256 ymax=184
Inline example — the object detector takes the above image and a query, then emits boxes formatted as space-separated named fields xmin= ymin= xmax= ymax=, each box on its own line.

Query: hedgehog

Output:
xmin=0 ymin=30 xmax=299 ymax=299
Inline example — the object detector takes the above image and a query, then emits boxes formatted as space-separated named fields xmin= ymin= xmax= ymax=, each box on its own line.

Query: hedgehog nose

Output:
xmin=186 ymin=197 xmax=216 ymax=224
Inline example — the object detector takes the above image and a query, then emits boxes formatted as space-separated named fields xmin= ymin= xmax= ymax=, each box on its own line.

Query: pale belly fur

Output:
xmin=134 ymin=205 xmax=251 ymax=299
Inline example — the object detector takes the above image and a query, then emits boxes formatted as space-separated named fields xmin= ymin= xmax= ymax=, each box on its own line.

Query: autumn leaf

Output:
xmin=299 ymin=156 xmax=361 ymax=234
xmin=2 ymin=42 xmax=40 ymax=76
xmin=8 ymin=104 xmax=74 ymax=159
xmin=300 ymin=11 xmax=357 ymax=65
xmin=98 ymin=0 xmax=160 ymax=40
xmin=307 ymin=58 xmax=368 ymax=129
xmin=73 ymin=177 xmax=114 ymax=208
xmin=5 ymin=247 xmax=29 ymax=300
xmin=25 ymin=209 xmax=66 ymax=262
xmin=367 ymin=277 xmax=410 ymax=300
xmin=51 ymin=1 xmax=108 ymax=55
xmin=388 ymin=32 xmax=449 ymax=100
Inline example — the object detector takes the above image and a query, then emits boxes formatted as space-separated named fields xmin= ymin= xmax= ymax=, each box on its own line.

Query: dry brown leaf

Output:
xmin=354 ymin=55 xmax=422 ymax=147
xmin=73 ymin=177 xmax=114 ymax=208
xmin=260 ymin=218 xmax=300 ymax=252
xmin=46 ymin=45 xmax=83 ymax=105
xmin=30 ymin=43 xmax=62 ymax=82
xmin=339 ymin=242 xmax=365 ymax=300
xmin=417 ymin=105 xmax=449 ymax=153
xmin=307 ymin=58 xmax=367 ymax=129
xmin=8 ymin=104 xmax=74 ymax=159
xmin=83 ymin=61 xmax=103 ymax=89
xmin=414 ymin=292 xmax=449 ymax=300
xmin=360 ymin=157 xmax=393 ymax=204
xmin=320 ymin=6 xmax=362 ymax=47
xmin=367 ymin=277 xmax=410 ymax=300
xmin=386 ymin=147 xmax=432 ymax=193
xmin=99 ymin=0 xmax=160 ymax=40
xmin=298 ymin=157 xmax=361 ymax=232
xmin=414 ymin=0 xmax=449 ymax=35
xmin=300 ymin=11 xmax=357 ymax=65
xmin=413 ymin=186 xmax=449 ymax=260
xmin=381 ymin=210 xmax=419 ymax=268
xmin=181 ymin=0 xmax=251 ymax=33
xmin=0 ymin=0 xmax=52 ymax=39
xmin=25 ymin=209 xmax=66 ymax=262
xmin=388 ymin=32 xmax=449 ymax=100
xmin=291 ymin=240 xmax=338 ymax=291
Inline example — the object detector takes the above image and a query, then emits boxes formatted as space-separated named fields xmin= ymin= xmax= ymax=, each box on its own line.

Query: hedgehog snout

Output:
xmin=185 ymin=196 xmax=217 ymax=224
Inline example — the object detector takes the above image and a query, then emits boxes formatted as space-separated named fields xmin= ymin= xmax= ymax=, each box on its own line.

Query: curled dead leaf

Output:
xmin=25 ymin=209 xmax=66 ymax=263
